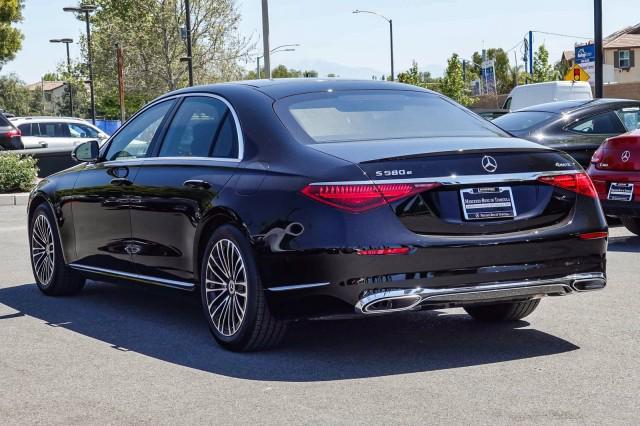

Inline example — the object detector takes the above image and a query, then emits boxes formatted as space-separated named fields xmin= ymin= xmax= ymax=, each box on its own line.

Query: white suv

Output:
xmin=9 ymin=116 xmax=109 ymax=150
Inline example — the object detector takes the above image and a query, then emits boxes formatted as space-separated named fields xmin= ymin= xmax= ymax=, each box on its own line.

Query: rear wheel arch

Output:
xmin=193 ymin=208 xmax=250 ymax=283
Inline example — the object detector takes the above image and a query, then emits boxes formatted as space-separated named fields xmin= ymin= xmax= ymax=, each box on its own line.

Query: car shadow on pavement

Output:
xmin=0 ymin=281 xmax=579 ymax=382
xmin=608 ymin=235 xmax=640 ymax=252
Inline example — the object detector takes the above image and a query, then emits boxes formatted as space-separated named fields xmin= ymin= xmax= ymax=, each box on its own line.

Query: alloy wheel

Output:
xmin=32 ymin=214 xmax=55 ymax=285
xmin=205 ymin=239 xmax=248 ymax=336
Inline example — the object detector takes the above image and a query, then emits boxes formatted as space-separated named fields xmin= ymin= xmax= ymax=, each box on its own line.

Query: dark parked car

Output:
xmin=28 ymin=79 xmax=607 ymax=352
xmin=492 ymin=99 xmax=640 ymax=168
xmin=0 ymin=112 xmax=23 ymax=150
xmin=470 ymin=107 xmax=509 ymax=120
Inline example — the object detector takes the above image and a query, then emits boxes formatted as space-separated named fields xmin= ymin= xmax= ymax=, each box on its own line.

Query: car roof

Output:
xmin=514 ymin=98 xmax=640 ymax=114
xmin=10 ymin=116 xmax=99 ymax=125
xmin=169 ymin=78 xmax=434 ymax=100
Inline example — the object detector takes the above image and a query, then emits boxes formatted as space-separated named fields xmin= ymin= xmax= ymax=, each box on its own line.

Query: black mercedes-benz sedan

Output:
xmin=28 ymin=79 xmax=607 ymax=351
xmin=493 ymin=98 xmax=640 ymax=168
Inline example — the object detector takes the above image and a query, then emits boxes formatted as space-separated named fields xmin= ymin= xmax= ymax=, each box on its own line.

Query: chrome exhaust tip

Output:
xmin=571 ymin=278 xmax=606 ymax=292
xmin=359 ymin=294 xmax=422 ymax=314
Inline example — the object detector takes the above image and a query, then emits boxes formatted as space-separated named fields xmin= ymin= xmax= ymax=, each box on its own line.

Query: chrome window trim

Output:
xmin=309 ymin=170 xmax=580 ymax=186
xmin=100 ymin=92 xmax=245 ymax=163
xmin=69 ymin=263 xmax=195 ymax=291
xmin=142 ymin=156 xmax=241 ymax=165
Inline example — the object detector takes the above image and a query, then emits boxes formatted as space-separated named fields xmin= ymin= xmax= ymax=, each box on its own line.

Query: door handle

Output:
xmin=110 ymin=178 xmax=132 ymax=186
xmin=183 ymin=179 xmax=211 ymax=189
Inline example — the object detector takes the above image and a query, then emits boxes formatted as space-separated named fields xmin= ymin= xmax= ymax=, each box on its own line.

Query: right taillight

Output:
xmin=300 ymin=182 xmax=440 ymax=213
xmin=6 ymin=128 xmax=21 ymax=137
xmin=537 ymin=172 xmax=598 ymax=199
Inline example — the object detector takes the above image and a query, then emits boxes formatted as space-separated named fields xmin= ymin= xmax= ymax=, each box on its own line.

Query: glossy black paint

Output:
xmin=493 ymin=99 xmax=640 ymax=168
xmin=28 ymin=80 xmax=607 ymax=319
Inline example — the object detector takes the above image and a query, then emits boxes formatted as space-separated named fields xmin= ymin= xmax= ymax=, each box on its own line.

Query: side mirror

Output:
xmin=72 ymin=140 xmax=100 ymax=162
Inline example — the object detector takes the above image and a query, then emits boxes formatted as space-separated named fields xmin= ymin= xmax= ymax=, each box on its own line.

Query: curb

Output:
xmin=0 ymin=193 xmax=29 ymax=206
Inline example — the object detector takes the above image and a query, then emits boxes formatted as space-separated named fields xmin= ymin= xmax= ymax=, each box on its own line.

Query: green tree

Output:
xmin=42 ymin=72 xmax=60 ymax=81
xmin=0 ymin=74 xmax=33 ymax=115
xmin=397 ymin=60 xmax=441 ymax=91
xmin=0 ymin=0 xmax=24 ymax=69
xmin=81 ymin=0 xmax=254 ymax=118
xmin=472 ymin=48 xmax=512 ymax=93
xmin=532 ymin=44 xmax=557 ymax=83
xmin=441 ymin=54 xmax=472 ymax=106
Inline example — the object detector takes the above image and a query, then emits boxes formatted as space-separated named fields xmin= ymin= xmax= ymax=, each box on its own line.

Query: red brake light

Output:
xmin=301 ymin=182 xmax=440 ymax=213
xmin=579 ymin=231 xmax=608 ymax=240
xmin=357 ymin=247 xmax=411 ymax=255
xmin=6 ymin=128 xmax=21 ymax=137
xmin=537 ymin=173 xmax=598 ymax=199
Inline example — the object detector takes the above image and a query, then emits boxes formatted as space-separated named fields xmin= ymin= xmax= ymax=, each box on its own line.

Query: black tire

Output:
xmin=200 ymin=225 xmax=286 ymax=352
xmin=30 ymin=204 xmax=85 ymax=296
xmin=621 ymin=217 xmax=640 ymax=236
xmin=464 ymin=299 xmax=540 ymax=322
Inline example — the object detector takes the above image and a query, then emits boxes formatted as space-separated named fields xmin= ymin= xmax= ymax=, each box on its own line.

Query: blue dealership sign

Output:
xmin=575 ymin=43 xmax=595 ymax=64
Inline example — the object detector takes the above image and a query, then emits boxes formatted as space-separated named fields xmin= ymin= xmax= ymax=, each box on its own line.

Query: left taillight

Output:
xmin=300 ymin=182 xmax=440 ymax=213
xmin=537 ymin=172 xmax=598 ymax=199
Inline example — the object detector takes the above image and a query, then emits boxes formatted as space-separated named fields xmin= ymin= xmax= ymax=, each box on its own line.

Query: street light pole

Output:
xmin=256 ymin=44 xmax=299 ymax=79
xmin=50 ymin=38 xmax=75 ymax=116
xmin=63 ymin=5 xmax=97 ymax=124
xmin=185 ymin=0 xmax=194 ymax=86
xmin=353 ymin=10 xmax=394 ymax=81
xmin=594 ymin=0 xmax=603 ymax=98
xmin=261 ymin=0 xmax=271 ymax=79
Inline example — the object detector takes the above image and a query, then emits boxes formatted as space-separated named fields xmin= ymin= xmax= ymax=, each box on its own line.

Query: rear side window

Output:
xmin=159 ymin=96 xmax=238 ymax=158
xmin=0 ymin=114 xmax=10 ymax=126
xmin=493 ymin=111 xmax=557 ymax=132
xmin=569 ymin=111 xmax=626 ymax=134
xmin=616 ymin=106 xmax=640 ymax=131
xmin=275 ymin=90 xmax=505 ymax=144
xmin=18 ymin=123 xmax=31 ymax=136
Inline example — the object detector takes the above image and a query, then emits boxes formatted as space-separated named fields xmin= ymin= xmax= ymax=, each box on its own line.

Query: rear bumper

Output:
xmin=355 ymin=272 xmax=605 ymax=314
xmin=588 ymin=168 xmax=640 ymax=217
xmin=260 ymin=236 xmax=607 ymax=319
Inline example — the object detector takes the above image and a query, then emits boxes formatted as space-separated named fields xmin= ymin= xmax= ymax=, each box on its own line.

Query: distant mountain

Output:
xmin=249 ymin=57 xmax=447 ymax=80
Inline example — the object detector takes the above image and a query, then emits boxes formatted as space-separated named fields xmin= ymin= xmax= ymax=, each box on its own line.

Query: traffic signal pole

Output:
xmin=594 ymin=0 xmax=603 ymax=98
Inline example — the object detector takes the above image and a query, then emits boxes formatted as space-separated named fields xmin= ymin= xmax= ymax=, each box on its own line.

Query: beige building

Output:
xmin=25 ymin=81 xmax=67 ymax=115
xmin=604 ymin=24 xmax=639 ymax=83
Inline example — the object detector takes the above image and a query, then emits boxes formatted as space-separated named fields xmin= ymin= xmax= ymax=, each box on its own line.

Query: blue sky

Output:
xmin=2 ymin=0 xmax=638 ymax=82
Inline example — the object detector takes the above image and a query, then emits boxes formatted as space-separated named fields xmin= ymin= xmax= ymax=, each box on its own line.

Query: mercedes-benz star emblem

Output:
xmin=621 ymin=150 xmax=631 ymax=162
xmin=481 ymin=155 xmax=498 ymax=173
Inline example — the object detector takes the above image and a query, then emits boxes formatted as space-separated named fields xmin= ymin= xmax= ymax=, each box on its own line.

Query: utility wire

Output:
xmin=531 ymin=30 xmax=591 ymax=40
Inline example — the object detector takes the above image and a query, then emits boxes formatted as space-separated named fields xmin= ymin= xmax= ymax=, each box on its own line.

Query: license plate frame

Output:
xmin=607 ymin=182 xmax=634 ymax=202
xmin=460 ymin=186 xmax=517 ymax=221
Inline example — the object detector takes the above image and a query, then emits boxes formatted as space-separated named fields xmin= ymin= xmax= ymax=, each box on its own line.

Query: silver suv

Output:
xmin=9 ymin=116 xmax=109 ymax=150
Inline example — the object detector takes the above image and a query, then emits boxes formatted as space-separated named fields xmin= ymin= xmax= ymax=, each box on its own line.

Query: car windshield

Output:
xmin=493 ymin=111 xmax=557 ymax=132
xmin=276 ymin=90 xmax=506 ymax=143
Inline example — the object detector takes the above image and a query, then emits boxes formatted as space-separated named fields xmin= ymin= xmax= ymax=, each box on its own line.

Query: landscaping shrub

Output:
xmin=0 ymin=153 xmax=38 ymax=193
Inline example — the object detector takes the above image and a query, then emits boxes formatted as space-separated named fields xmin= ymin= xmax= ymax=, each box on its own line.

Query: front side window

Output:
xmin=68 ymin=123 xmax=99 ymax=139
xmin=159 ymin=96 xmax=238 ymax=158
xmin=275 ymin=90 xmax=505 ymax=144
xmin=103 ymin=100 xmax=173 ymax=161
xmin=569 ymin=111 xmax=626 ymax=134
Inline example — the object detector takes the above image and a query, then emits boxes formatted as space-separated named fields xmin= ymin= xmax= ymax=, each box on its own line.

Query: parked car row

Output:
xmin=0 ymin=114 xmax=109 ymax=151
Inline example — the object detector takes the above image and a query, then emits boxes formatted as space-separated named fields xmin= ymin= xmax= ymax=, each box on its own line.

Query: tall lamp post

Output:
xmin=257 ymin=44 xmax=299 ymax=78
xmin=353 ymin=9 xmax=394 ymax=81
xmin=63 ymin=4 xmax=97 ymax=124
xmin=50 ymin=38 xmax=74 ymax=116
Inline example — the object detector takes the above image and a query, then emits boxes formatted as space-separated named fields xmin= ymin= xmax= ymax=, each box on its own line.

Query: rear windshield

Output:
xmin=275 ymin=90 xmax=506 ymax=143
xmin=0 ymin=114 xmax=11 ymax=127
xmin=493 ymin=111 xmax=557 ymax=132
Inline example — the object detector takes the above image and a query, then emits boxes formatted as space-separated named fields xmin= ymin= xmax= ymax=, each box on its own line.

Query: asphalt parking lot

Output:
xmin=0 ymin=204 xmax=638 ymax=424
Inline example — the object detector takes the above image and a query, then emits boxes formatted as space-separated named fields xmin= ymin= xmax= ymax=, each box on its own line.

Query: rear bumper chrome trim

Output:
xmin=68 ymin=264 xmax=195 ymax=290
xmin=312 ymin=170 xmax=576 ymax=187
xmin=355 ymin=272 xmax=605 ymax=314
